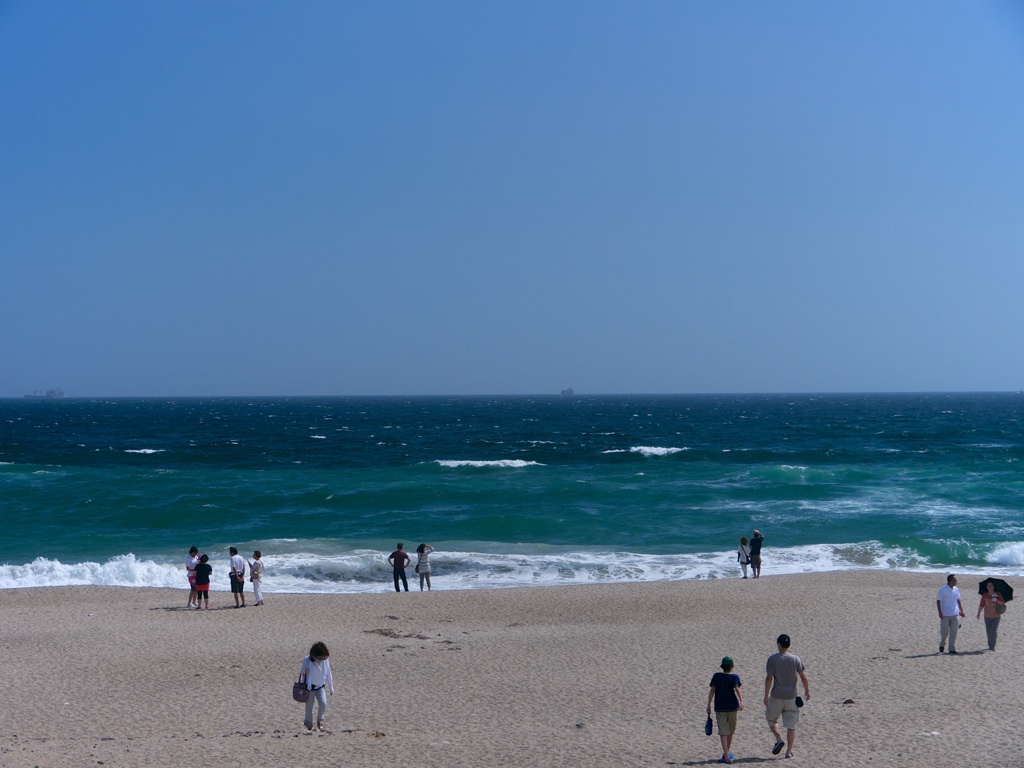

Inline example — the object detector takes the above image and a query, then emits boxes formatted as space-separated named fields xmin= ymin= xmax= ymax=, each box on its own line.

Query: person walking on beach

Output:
xmin=388 ymin=543 xmax=411 ymax=592
xmin=977 ymin=579 xmax=1005 ymax=652
xmin=229 ymin=547 xmax=246 ymax=607
xmin=194 ymin=554 xmax=212 ymax=610
xmin=249 ymin=550 xmax=265 ymax=606
xmin=185 ymin=546 xmax=200 ymax=608
xmin=749 ymin=530 xmax=764 ymax=578
xmin=737 ymin=537 xmax=751 ymax=579
xmin=707 ymin=655 xmax=743 ymax=764
xmin=764 ymin=633 xmax=810 ymax=759
xmin=937 ymin=573 xmax=965 ymax=654
xmin=298 ymin=641 xmax=334 ymax=731
xmin=415 ymin=543 xmax=434 ymax=591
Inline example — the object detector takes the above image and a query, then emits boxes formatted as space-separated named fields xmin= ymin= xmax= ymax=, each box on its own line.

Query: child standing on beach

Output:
xmin=706 ymin=655 xmax=743 ymax=764
xmin=249 ymin=550 xmax=265 ymax=606
xmin=194 ymin=554 xmax=212 ymax=610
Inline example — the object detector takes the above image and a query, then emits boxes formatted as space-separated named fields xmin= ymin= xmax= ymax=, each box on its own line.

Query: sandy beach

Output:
xmin=1 ymin=571 xmax=1021 ymax=767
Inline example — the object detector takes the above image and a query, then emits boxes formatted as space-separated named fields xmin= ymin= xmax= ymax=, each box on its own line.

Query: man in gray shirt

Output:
xmin=764 ymin=633 xmax=810 ymax=759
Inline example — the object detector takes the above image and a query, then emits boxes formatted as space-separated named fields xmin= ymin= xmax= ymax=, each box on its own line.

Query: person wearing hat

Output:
xmin=764 ymin=633 xmax=809 ymax=758
xmin=706 ymin=655 xmax=743 ymax=764
xmin=749 ymin=530 xmax=764 ymax=578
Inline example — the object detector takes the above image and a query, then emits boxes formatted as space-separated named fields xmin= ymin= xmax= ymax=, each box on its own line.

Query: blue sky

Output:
xmin=2 ymin=1 xmax=1023 ymax=396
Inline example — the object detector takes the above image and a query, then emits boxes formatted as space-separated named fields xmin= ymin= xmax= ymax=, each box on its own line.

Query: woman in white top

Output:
xmin=249 ymin=550 xmax=265 ymax=606
xmin=299 ymin=641 xmax=334 ymax=731
xmin=185 ymin=546 xmax=200 ymax=608
xmin=416 ymin=543 xmax=435 ymax=591
xmin=737 ymin=536 xmax=751 ymax=579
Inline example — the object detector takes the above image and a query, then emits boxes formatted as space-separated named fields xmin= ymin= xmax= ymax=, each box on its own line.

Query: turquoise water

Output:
xmin=2 ymin=393 xmax=1023 ymax=592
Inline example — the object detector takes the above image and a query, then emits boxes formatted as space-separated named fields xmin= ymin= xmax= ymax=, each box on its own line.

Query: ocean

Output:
xmin=2 ymin=393 xmax=1023 ymax=593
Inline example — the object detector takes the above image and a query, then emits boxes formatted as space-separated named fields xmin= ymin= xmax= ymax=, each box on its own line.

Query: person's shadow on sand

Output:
xmin=671 ymin=758 xmax=772 ymax=765
xmin=904 ymin=649 xmax=987 ymax=659
xmin=151 ymin=605 xmax=235 ymax=612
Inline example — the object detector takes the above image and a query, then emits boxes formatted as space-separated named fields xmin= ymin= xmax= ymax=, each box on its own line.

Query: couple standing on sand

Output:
xmin=387 ymin=542 xmax=435 ymax=592
xmin=737 ymin=530 xmax=764 ymax=579
xmin=706 ymin=633 xmax=811 ymax=764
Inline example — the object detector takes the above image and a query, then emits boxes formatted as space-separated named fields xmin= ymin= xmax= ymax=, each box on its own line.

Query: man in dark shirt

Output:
xmin=706 ymin=656 xmax=743 ymax=764
xmin=387 ymin=543 xmax=411 ymax=592
xmin=749 ymin=530 xmax=764 ymax=578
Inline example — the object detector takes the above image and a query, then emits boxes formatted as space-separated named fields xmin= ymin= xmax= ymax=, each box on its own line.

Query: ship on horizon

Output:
xmin=24 ymin=387 xmax=65 ymax=399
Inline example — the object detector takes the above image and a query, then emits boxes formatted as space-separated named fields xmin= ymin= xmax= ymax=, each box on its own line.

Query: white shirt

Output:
xmin=300 ymin=656 xmax=334 ymax=693
xmin=230 ymin=554 xmax=246 ymax=578
xmin=937 ymin=584 xmax=961 ymax=617
xmin=186 ymin=555 xmax=199 ymax=573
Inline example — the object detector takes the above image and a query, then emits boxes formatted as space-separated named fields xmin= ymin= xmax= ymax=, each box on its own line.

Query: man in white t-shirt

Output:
xmin=936 ymin=573 xmax=965 ymax=654
xmin=229 ymin=547 xmax=247 ymax=608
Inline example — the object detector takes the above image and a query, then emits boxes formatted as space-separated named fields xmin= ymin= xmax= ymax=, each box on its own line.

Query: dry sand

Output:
xmin=1 ymin=571 xmax=1021 ymax=767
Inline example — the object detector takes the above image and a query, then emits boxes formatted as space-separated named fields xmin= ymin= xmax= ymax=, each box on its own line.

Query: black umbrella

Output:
xmin=979 ymin=578 xmax=1013 ymax=603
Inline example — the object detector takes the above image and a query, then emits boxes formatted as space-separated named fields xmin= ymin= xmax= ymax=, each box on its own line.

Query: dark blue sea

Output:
xmin=2 ymin=394 xmax=1023 ymax=592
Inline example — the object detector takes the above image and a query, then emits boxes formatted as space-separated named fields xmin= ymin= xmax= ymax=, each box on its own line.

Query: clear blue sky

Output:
xmin=3 ymin=1 xmax=1023 ymax=396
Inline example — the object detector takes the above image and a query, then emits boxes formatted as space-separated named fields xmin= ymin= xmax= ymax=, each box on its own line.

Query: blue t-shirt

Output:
xmin=710 ymin=672 xmax=741 ymax=712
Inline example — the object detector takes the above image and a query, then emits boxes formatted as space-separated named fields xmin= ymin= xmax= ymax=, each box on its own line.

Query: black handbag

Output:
xmin=292 ymin=677 xmax=309 ymax=703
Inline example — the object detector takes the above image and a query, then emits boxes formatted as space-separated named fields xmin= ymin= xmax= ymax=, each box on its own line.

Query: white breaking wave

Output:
xmin=987 ymin=542 xmax=1024 ymax=566
xmin=0 ymin=555 xmax=185 ymax=589
xmin=124 ymin=449 xmax=165 ymax=454
xmin=434 ymin=460 xmax=543 ymax=469
xmin=1 ymin=541 xmax=1007 ymax=594
xmin=629 ymin=446 xmax=688 ymax=457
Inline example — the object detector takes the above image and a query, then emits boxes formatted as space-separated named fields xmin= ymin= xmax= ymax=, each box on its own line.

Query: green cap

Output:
xmin=721 ymin=656 xmax=734 ymax=668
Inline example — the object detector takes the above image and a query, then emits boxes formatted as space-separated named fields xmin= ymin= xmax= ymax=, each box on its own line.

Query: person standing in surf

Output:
xmin=415 ymin=543 xmax=434 ymax=591
xmin=737 ymin=536 xmax=752 ymax=579
xmin=749 ymin=531 xmax=764 ymax=579
xmin=185 ymin=546 xmax=200 ymax=608
xmin=388 ymin=543 xmax=411 ymax=592
xmin=249 ymin=550 xmax=265 ymax=606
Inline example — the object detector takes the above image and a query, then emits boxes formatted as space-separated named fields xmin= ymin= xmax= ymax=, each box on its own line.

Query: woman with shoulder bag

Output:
xmin=299 ymin=641 xmax=334 ymax=730
xmin=415 ymin=543 xmax=435 ymax=591
xmin=737 ymin=536 xmax=751 ymax=579
xmin=977 ymin=580 xmax=1005 ymax=651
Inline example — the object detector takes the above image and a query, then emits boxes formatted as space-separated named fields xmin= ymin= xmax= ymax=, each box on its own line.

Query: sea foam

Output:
xmin=0 ymin=542 xmax=999 ymax=594
xmin=434 ymin=460 xmax=543 ymax=469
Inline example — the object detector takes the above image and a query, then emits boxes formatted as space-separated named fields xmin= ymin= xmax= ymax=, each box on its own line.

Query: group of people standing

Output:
xmin=736 ymin=530 xmax=764 ymax=579
xmin=184 ymin=546 xmax=265 ymax=609
xmin=706 ymin=633 xmax=811 ymax=764
xmin=387 ymin=542 xmax=435 ymax=592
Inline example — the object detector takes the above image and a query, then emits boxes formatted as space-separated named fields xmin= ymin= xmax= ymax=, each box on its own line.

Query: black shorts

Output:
xmin=230 ymin=574 xmax=245 ymax=593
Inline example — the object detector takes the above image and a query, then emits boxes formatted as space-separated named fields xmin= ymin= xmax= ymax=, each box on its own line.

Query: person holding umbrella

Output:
xmin=977 ymin=578 xmax=1012 ymax=651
